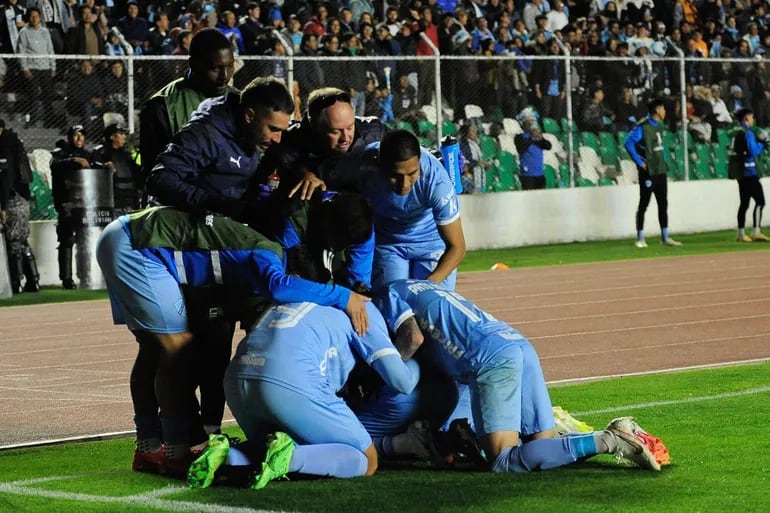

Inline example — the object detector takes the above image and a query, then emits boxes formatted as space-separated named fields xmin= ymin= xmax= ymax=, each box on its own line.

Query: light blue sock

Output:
xmin=491 ymin=437 xmax=583 ymax=473
xmin=289 ymin=444 xmax=368 ymax=478
xmin=661 ymin=227 xmax=670 ymax=241
xmin=637 ymin=229 xmax=645 ymax=242
xmin=226 ymin=447 xmax=253 ymax=466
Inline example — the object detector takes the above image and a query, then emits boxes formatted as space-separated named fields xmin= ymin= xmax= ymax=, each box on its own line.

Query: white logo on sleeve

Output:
xmin=230 ymin=156 xmax=242 ymax=168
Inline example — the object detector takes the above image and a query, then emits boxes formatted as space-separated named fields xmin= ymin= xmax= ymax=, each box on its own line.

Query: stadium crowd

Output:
xmin=3 ymin=0 xmax=770 ymax=137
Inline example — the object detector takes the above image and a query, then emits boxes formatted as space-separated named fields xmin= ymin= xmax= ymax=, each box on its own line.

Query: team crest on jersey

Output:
xmin=645 ymin=179 xmax=653 ymax=188
xmin=175 ymin=299 xmax=186 ymax=317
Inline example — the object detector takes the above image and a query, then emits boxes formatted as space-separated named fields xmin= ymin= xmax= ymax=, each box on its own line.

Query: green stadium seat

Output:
xmin=485 ymin=168 xmax=500 ymax=192
xmin=713 ymin=156 xmax=728 ymax=179
xmin=396 ymin=120 xmax=414 ymax=132
xmin=497 ymin=165 xmax=516 ymax=191
xmin=417 ymin=119 xmax=436 ymax=136
xmin=544 ymin=165 xmax=558 ymax=189
xmin=560 ymin=118 xmax=577 ymax=134
xmin=442 ymin=120 xmax=457 ymax=137
xmin=616 ymin=131 xmax=629 ymax=147
xmin=662 ymin=130 xmax=676 ymax=150
xmin=579 ymin=131 xmax=600 ymax=151
xmin=498 ymin=151 xmax=517 ymax=173
xmin=598 ymin=176 xmax=615 ymax=186
xmin=576 ymin=177 xmax=596 ymax=187
xmin=479 ymin=135 xmax=499 ymax=160
xmin=418 ymin=136 xmax=434 ymax=149
xmin=599 ymin=144 xmax=619 ymax=167
xmin=559 ymin=163 xmax=571 ymax=184
xmin=716 ymin=128 xmax=730 ymax=148
xmin=542 ymin=117 xmax=561 ymax=135
xmin=598 ymin=131 xmax=616 ymax=150
xmin=692 ymin=143 xmax=711 ymax=164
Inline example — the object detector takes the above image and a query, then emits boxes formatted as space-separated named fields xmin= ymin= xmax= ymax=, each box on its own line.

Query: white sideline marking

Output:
xmin=0 ymin=475 xmax=291 ymax=513
xmin=574 ymin=386 xmax=770 ymax=417
xmin=548 ymin=358 xmax=770 ymax=385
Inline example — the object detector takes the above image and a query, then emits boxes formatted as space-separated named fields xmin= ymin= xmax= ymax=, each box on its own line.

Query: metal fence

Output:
xmin=2 ymin=51 xmax=768 ymax=212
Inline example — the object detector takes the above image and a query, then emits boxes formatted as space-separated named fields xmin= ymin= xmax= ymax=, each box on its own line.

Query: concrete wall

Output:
xmin=29 ymin=178 xmax=760 ymax=286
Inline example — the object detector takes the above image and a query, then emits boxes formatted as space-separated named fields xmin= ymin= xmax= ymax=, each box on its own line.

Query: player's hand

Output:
xmin=289 ymin=171 xmax=326 ymax=200
xmin=346 ymin=291 xmax=370 ymax=336
xmin=0 ymin=210 xmax=7 ymax=224
xmin=74 ymin=157 xmax=91 ymax=168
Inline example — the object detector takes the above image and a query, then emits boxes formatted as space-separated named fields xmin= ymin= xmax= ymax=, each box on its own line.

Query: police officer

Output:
xmin=50 ymin=124 xmax=95 ymax=289
xmin=93 ymin=123 xmax=142 ymax=217
xmin=0 ymin=118 xmax=39 ymax=293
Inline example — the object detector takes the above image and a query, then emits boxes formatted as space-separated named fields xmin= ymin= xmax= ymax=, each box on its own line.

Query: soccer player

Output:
xmin=187 ymin=301 xmax=421 ymax=489
xmin=96 ymin=206 xmax=370 ymax=476
xmin=373 ymin=279 xmax=671 ymax=473
xmin=333 ymin=130 xmax=466 ymax=290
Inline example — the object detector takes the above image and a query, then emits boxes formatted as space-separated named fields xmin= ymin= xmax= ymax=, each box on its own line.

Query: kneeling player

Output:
xmin=187 ymin=301 xmax=420 ymax=489
xmin=374 ymin=280 xmax=671 ymax=472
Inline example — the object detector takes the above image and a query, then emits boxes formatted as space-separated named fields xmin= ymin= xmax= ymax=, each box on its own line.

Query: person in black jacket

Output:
xmin=0 ymin=119 xmax=39 ymax=294
xmin=50 ymin=124 xmax=95 ymax=289
xmin=92 ymin=123 xmax=142 ymax=217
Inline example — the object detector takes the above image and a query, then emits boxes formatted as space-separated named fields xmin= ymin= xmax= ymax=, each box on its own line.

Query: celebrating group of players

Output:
xmin=96 ymin=28 xmax=670 ymax=491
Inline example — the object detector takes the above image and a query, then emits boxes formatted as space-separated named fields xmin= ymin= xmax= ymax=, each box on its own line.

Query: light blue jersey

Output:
xmin=374 ymin=279 xmax=554 ymax=436
xmin=353 ymin=144 xmax=461 ymax=246
xmin=224 ymin=301 xmax=420 ymax=451
xmin=229 ymin=302 xmax=419 ymax=397
xmin=375 ymin=279 xmax=520 ymax=382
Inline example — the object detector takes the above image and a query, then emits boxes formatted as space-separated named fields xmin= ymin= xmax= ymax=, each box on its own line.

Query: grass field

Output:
xmin=2 ymin=229 xmax=768 ymax=512
xmin=1 ymin=363 xmax=768 ymax=513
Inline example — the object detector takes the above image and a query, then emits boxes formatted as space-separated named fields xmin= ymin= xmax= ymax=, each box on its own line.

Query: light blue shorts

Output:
xmin=95 ymin=219 xmax=187 ymax=334
xmin=224 ymin=365 xmax=373 ymax=452
xmin=470 ymin=337 xmax=554 ymax=436
xmin=373 ymin=242 xmax=457 ymax=290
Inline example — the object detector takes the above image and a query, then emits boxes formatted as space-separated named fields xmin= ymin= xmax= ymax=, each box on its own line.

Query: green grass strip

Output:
xmin=1 ymin=363 xmax=768 ymax=513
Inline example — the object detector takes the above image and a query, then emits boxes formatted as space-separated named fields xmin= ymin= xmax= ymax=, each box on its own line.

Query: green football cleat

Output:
xmin=251 ymin=432 xmax=295 ymax=490
xmin=553 ymin=406 xmax=594 ymax=436
xmin=187 ymin=434 xmax=231 ymax=489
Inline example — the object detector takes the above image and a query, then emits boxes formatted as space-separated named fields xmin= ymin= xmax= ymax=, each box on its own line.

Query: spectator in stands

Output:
xmin=26 ymin=0 xmax=68 ymax=53
xmin=471 ymin=16 xmax=495 ymax=53
xmin=102 ymin=60 xmax=130 ymax=115
xmin=458 ymin=123 xmax=489 ymax=193
xmin=392 ymin=72 xmax=422 ymax=126
xmin=327 ymin=17 xmax=343 ymax=39
xmin=385 ymin=6 xmax=402 ymax=36
xmin=92 ymin=123 xmax=142 ymax=216
xmin=546 ymin=0 xmax=569 ymax=32
xmin=624 ymin=98 xmax=682 ymax=248
xmin=727 ymin=84 xmax=746 ymax=115
xmin=523 ymin=0 xmax=546 ymax=33
xmin=755 ymin=86 xmax=770 ymax=127
xmin=732 ymin=39 xmax=754 ymax=107
xmin=50 ymin=124 xmax=95 ymax=289
xmin=282 ymin=14 xmax=303 ymax=51
xmin=239 ymin=2 xmax=267 ymax=56
xmin=64 ymin=4 xmax=104 ymax=55
xmin=533 ymin=38 xmax=566 ymax=120
xmin=416 ymin=6 xmax=439 ymax=106
xmin=710 ymin=84 xmax=733 ymax=128
xmin=66 ymin=59 xmax=104 ymax=134
xmin=0 ymin=0 xmax=26 ymax=54
xmin=217 ymin=10 xmax=244 ymax=55
xmin=117 ymin=0 xmax=149 ymax=52
xmin=0 ymin=118 xmax=40 ymax=294
xmin=580 ymin=86 xmax=615 ymax=133
xmin=515 ymin=117 xmax=552 ymax=190
xmin=303 ymin=4 xmax=328 ymax=37
xmin=105 ymin=27 xmax=134 ymax=55
xmin=145 ymin=11 xmax=172 ymax=55
xmin=16 ymin=7 xmax=56 ymax=128
xmin=615 ymin=86 xmax=647 ymax=131
xmin=295 ymin=33 xmax=325 ymax=112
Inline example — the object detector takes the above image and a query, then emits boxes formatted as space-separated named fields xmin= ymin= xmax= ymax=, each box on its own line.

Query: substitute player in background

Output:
xmin=729 ymin=108 xmax=769 ymax=242
xmin=624 ymin=99 xmax=683 ymax=248
xmin=374 ymin=279 xmax=671 ymax=473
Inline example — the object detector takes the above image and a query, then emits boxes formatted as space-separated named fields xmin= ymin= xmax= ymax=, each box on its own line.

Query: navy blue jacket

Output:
xmin=147 ymin=92 xmax=261 ymax=217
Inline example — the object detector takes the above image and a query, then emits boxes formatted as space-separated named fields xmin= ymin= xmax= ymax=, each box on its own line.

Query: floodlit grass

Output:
xmin=459 ymin=229 xmax=770 ymax=272
xmin=1 ymin=363 xmax=768 ymax=513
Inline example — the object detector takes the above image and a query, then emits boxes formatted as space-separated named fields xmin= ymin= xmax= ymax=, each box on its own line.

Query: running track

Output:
xmin=1 ymin=252 xmax=769 ymax=448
